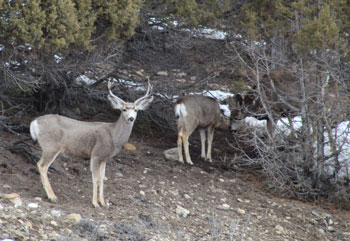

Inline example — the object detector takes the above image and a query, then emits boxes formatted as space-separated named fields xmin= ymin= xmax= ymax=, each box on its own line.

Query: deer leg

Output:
xmin=99 ymin=160 xmax=107 ymax=206
xmin=90 ymin=157 xmax=101 ymax=208
xmin=207 ymin=126 xmax=215 ymax=162
xmin=177 ymin=129 xmax=184 ymax=163
xmin=183 ymin=132 xmax=193 ymax=165
xmin=199 ymin=129 xmax=206 ymax=159
xmin=37 ymin=150 xmax=61 ymax=203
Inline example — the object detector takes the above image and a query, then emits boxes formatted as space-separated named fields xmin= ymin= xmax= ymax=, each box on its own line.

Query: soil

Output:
xmin=1 ymin=119 xmax=350 ymax=241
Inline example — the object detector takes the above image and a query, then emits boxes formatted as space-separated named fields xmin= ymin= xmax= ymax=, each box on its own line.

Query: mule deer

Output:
xmin=230 ymin=68 xmax=345 ymax=140
xmin=175 ymin=95 xmax=221 ymax=165
xmin=30 ymin=80 xmax=153 ymax=207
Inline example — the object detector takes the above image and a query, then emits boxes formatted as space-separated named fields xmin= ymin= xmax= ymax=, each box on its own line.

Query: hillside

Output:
xmin=1 ymin=121 xmax=350 ymax=240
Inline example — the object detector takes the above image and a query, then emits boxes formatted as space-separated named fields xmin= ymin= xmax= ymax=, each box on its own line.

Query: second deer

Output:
xmin=175 ymin=95 xmax=221 ymax=165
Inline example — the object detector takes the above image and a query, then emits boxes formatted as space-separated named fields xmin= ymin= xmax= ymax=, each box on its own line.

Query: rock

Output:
xmin=327 ymin=226 xmax=335 ymax=232
xmin=163 ymin=148 xmax=179 ymax=162
xmin=217 ymin=203 xmax=231 ymax=210
xmin=176 ymin=72 xmax=187 ymax=78
xmin=51 ymin=209 xmax=62 ymax=217
xmin=184 ymin=194 xmax=191 ymax=199
xmin=135 ymin=70 xmax=144 ymax=77
xmin=176 ymin=205 xmax=190 ymax=218
xmin=275 ymin=225 xmax=284 ymax=233
xmin=169 ymin=190 xmax=179 ymax=196
xmin=156 ymin=71 xmax=168 ymax=76
xmin=67 ymin=213 xmax=82 ymax=222
xmin=176 ymin=78 xmax=186 ymax=83
xmin=115 ymin=172 xmax=124 ymax=177
xmin=140 ymin=191 xmax=145 ymax=196
xmin=10 ymin=198 xmax=22 ymax=207
xmin=3 ymin=184 xmax=11 ymax=189
xmin=27 ymin=203 xmax=39 ymax=209
xmin=124 ymin=143 xmax=136 ymax=151
xmin=50 ymin=220 xmax=58 ymax=227
xmin=0 ymin=193 xmax=20 ymax=199
xmin=237 ymin=208 xmax=246 ymax=215
xmin=318 ymin=228 xmax=326 ymax=235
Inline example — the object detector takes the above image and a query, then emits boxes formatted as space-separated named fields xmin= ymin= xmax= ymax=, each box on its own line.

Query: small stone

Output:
xmin=169 ymin=190 xmax=179 ymax=196
xmin=0 ymin=193 xmax=20 ymax=199
xmin=3 ymin=184 xmax=11 ymax=189
xmin=115 ymin=172 xmax=124 ymax=177
xmin=124 ymin=143 xmax=136 ymax=151
xmin=176 ymin=78 xmax=186 ymax=83
xmin=140 ymin=191 xmax=145 ymax=196
xmin=50 ymin=220 xmax=58 ymax=226
xmin=10 ymin=198 xmax=23 ymax=207
xmin=217 ymin=204 xmax=230 ymax=210
xmin=51 ymin=210 xmax=62 ymax=217
xmin=327 ymin=226 xmax=335 ymax=232
xmin=67 ymin=213 xmax=81 ymax=222
xmin=176 ymin=205 xmax=190 ymax=218
xmin=237 ymin=208 xmax=246 ymax=215
xmin=275 ymin=225 xmax=284 ymax=233
xmin=34 ymin=197 xmax=42 ymax=202
xmin=176 ymin=72 xmax=187 ymax=77
xmin=156 ymin=71 xmax=168 ymax=76
xmin=25 ymin=221 xmax=33 ymax=230
xmin=135 ymin=70 xmax=144 ymax=77
xmin=318 ymin=228 xmax=326 ymax=235
xmin=184 ymin=194 xmax=191 ymax=199
xmin=219 ymin=178 xmax=225 ymax=182
xmin=28 ymin=203 xmax=39 ymax=209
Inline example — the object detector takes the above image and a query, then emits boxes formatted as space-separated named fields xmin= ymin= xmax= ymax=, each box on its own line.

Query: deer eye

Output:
xmin=123 ymin=109 xmax=127 ymax=112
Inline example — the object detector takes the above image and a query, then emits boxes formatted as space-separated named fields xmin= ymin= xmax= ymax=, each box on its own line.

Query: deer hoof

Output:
xmin=48 ymin=196 xmax=58 ymax=203
xmin=92 ymin=202 xmax=100 ymax=208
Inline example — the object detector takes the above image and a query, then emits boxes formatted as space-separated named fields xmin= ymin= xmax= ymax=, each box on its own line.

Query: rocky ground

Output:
xmin=1 ymin=122 xmax=350 ymax=241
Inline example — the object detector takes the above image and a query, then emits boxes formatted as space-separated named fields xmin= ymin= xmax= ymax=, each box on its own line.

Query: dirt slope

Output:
xmin=1 ymin=126 xmax=350 ymax=241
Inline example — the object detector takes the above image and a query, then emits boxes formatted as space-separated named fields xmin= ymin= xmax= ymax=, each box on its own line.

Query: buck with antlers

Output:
xmin=30 ymin=80 xmax=153 ymax=207
xmin=175 ymin=95 xmax=221 ymax=165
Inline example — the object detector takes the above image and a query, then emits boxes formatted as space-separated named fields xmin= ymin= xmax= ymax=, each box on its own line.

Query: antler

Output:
xmin=107 ymin=80 xmax=125 ymax=103
xmin=135 ymin=77 xmax=153 ymax=104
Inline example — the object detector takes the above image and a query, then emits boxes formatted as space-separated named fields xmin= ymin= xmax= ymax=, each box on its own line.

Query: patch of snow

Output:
xmin=75 ymin=75 xmax=96 ymax=86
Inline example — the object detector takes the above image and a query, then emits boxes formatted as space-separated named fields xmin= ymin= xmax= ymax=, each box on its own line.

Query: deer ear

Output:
xmin=108 ymin=95 xmax=124 ymax=110
xmin=136 ymin=96 xmax=154 ymax=110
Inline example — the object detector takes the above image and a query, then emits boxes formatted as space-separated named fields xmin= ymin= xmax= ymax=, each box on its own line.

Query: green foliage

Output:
xmin=170 ymin=0 xmax=223 ymax=26
xmin=0 ymin=0 xmax=46 ymax=48
xmin=0 ymin=0 xmax=142 ymax=51
xmin=241 ymin=0 xmax=349 ymax=55
xmin=93 ymin=0 xmax=142 ymax=41
xmin=143 ymin=0 xmax=227 ymax=27
xmin=295 ymin=4 xmax=343 ymax=54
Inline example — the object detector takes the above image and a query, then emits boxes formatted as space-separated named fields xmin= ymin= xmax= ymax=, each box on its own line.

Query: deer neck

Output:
xmin=112 ymin=117 xmax=134 ymax=147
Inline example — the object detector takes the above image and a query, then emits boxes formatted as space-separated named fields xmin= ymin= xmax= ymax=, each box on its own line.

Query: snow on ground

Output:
xmin=241 ymin=115 xmax=350 ymax=179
